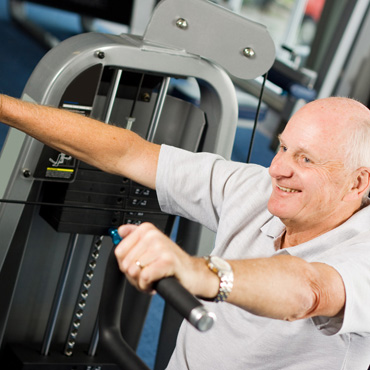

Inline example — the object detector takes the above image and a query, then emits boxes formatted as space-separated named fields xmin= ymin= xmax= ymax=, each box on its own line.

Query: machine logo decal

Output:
xmin=49 ymin=153 xmax=73 ymax=167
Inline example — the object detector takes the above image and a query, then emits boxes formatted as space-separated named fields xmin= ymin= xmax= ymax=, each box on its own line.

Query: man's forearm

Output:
xmin=0 ymin=94 xmax=160 ymax=188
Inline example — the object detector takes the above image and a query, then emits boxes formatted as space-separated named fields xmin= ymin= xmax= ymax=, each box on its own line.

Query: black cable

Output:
xmin=129 ymin=73 xmax=145 ymax=118
xmin=246 ymin=72 xmax=268 ymax=164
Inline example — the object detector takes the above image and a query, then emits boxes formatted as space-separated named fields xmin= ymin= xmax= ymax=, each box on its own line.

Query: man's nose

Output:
xmin=269 ymin=151 xmax=293 ymax=179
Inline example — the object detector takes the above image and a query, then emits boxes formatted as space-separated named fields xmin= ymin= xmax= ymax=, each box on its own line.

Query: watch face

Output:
xmin=210 ymin=256 xmax=231 ymax=271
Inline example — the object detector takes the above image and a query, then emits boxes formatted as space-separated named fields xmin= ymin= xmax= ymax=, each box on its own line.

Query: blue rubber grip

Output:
xmin=109 ymin=228 xmax=123 ymax=246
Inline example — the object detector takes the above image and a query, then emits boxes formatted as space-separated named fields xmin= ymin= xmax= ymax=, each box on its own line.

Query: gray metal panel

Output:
xmin=143 ymin=0 xmax=276 ymax=80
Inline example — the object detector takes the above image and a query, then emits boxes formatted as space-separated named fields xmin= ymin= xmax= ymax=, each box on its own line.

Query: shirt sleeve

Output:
xmin=311 ymin=239 xmax=370 ymax=336
xmin=156 ymin=144 xmax=267 ymax=232
xmin=156 ymin=145 xmax=228 ymax=231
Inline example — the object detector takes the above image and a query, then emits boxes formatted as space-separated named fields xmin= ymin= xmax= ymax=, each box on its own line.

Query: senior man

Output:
xmin=1 ymin=95 xmax=370 ymax=369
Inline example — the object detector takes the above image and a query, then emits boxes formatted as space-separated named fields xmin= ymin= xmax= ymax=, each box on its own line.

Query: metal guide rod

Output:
xmin=88 ymin=317 xmax=100 ymax=356
xmin=41 ymin=234 xmax=79 ymax=356
xmin=146 ymin=76 xmax=171 ymax=142
xmin=104 ymin=69 xmax=123 ymax=124
xmin=125 ymin=117 xmax=136 ymax=131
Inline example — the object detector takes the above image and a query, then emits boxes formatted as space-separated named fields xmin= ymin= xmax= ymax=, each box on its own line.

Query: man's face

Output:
xmin=267 ymin=106 xmax=354 ymax=231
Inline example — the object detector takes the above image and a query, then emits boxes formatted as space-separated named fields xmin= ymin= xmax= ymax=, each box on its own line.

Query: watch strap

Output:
xmin=205 ymin=256 xmax=234 ymax=303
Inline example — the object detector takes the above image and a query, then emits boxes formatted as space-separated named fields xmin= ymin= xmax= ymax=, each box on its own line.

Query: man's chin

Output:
xmin=267 ymin=199 xmax=283 ymax=217
xmin=267 ymin=202 xmax=293 ymax=220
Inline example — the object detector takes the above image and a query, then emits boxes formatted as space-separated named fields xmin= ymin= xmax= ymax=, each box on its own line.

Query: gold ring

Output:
xmin=135 ymin=260 xmax=144 ymax=269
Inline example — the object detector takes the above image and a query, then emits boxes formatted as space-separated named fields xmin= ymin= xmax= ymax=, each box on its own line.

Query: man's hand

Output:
xmin=114 ymin=223 xmax=220 ymax=298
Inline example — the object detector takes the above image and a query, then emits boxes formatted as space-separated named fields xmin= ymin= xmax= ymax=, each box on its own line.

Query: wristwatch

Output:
xmin=205 ymin=255 xmax=234 ymax=303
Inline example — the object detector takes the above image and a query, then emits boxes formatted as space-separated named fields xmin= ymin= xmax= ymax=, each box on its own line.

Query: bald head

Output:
xmin=289 ymin=97 xmax=370 ymax=170
xmin=295 ymin=97 xmax=369 ymax=132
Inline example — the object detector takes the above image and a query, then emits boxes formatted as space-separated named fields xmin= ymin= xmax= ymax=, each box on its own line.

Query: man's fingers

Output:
xmin=115 ymin=223 xmax=159 ymax=273
xmin=117 ymin=223 xmax=139 ymax=238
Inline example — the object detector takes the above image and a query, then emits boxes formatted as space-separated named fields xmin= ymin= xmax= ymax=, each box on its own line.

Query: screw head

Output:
xmin=243 ymin=47 xmax=255 ymax=58
xmin=176 ymin=18 xmax=188 ymax=29
xmin=22 ymin=169 xmax=31 ymax=178
xmin=96 ymin=50 xmax=105 ymax=59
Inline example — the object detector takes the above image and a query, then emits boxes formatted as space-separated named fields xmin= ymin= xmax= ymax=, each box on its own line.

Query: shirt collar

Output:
xmin=260 ymin=204 xmax=370 ymax=258
xmin=261 ymin=216 xmax=285 ymax=239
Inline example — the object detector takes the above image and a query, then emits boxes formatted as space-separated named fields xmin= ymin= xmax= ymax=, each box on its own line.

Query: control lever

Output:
xmin=109 ymin=228 xmax=216 ymax=332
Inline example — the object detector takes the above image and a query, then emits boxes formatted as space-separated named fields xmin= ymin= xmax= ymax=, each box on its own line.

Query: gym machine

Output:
xmin=0 ymin=0 xmax=275 ymax=369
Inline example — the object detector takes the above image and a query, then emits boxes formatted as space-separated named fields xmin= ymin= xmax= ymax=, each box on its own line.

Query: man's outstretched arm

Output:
xmin=0 ymin=94 xmax=160 ymax=189
xmin=115 ymin=223 xmax=346 ymax=322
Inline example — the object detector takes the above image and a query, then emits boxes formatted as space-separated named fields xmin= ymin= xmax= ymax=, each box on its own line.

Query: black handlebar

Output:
xmin=109 ymin=228 xmax=216 ymax=332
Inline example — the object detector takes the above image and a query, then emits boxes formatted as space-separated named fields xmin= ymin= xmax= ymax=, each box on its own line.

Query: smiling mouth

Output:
xmin=276 ymin=184 xmax=301 ymax=193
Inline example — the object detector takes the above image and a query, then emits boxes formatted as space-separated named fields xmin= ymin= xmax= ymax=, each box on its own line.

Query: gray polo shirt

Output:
xmin=156 ymin=145 xmax=370 ymax=369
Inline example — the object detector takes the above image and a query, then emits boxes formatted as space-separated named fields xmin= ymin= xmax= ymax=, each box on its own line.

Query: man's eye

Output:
xmin=303 ymin=157 xmax=310 ymax=163
xmin=281 ymin=146 xmax=287 ymax=152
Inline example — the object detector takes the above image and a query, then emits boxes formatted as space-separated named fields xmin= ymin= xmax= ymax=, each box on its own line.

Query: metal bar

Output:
xmin=318 ymin=0 xmax=370 ymax=98
xmin=41 ymin=234 xmax=79 ymax=356
xmin=146 ymin=77 xmax=171 ymax=142
xmin=104 ymin=69 xmax=123 ymax=124
xmin=88 ymin=317 xmax=100 ymax=356
xmin=9 ymin=0 xmax=60 ymax=49
xmin=279 ymin=0 xmax=308 ymax=54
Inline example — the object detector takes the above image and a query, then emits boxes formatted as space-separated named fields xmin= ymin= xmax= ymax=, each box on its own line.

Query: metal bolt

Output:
xmin=176 ymin=18 xmax=188 ymax=29
xmin=96 ymin=50 xmax=105 ymax=59
xmin=22 ymin=169 xmax=31 ymax=178
xmin=142 ymin=92 xmax=150 ymax=102
xmin=243 ymin=47 xmax=255 ymax=58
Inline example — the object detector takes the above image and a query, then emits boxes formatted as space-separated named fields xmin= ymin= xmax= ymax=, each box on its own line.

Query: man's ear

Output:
xmin=343 ymin=167 xmax=370 ymax=201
